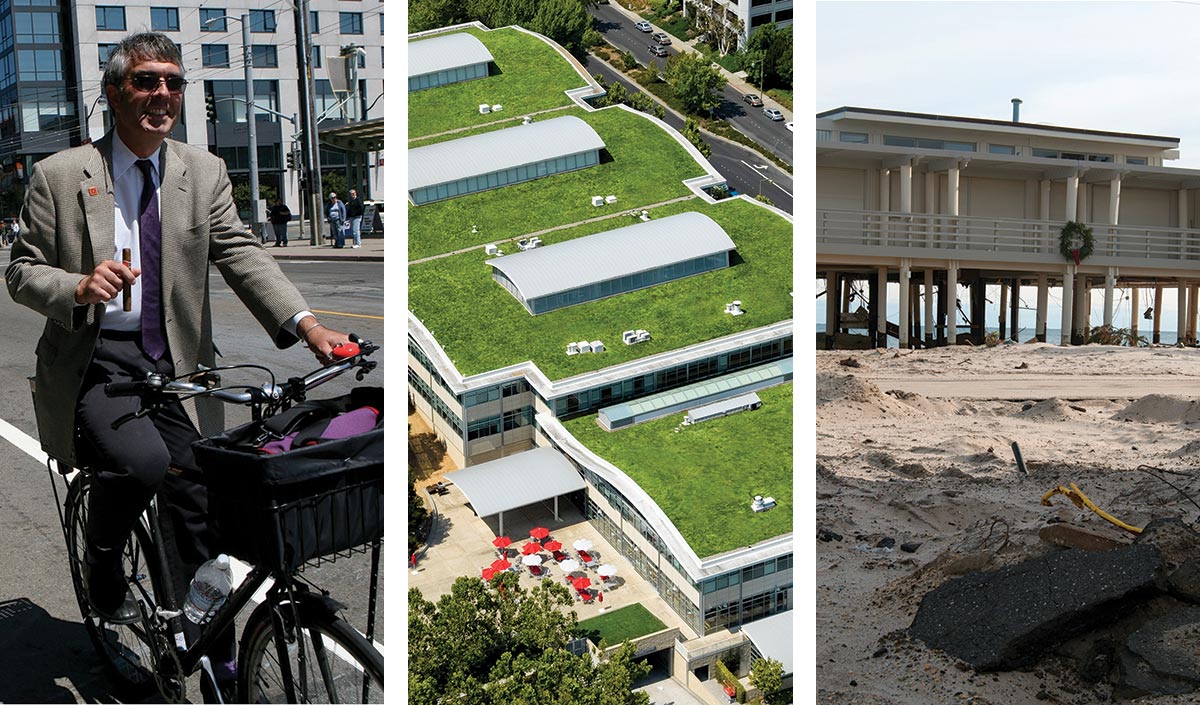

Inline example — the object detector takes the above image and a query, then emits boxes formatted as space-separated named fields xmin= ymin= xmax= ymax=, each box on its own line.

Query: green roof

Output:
xmin=563 ymin=383 xmax=793 ymax=558
xmin=577 ymin=604 xmax=668 ymax=646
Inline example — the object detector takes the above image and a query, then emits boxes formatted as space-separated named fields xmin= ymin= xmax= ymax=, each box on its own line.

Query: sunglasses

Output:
xmin=127 ymin=72 xmax=188 ymax=93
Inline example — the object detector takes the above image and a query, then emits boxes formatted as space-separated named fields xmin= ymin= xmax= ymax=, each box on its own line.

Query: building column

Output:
xmin=1109 ymin=177 xmax=1122 ymax=226
xmin=1103 ymin=267 xmax=1117 ymax=328
xmin=1191 ymin=284 xmax=1200 ymax=345
xmin=998 ymin=282 xmax=1008 ymax=340
xmin=1074 ymin=274 xmax=1088 ymax=344
xmin=876 ymin=266 xmax=888 ymax=348
xmin=924 ymin=171 xmax=937 ymax=213
xmin=1036 ymin=273 xmax=1049 ymax=342
xmin=1078 ymin=181 xmax=1090 ymax=222
xmin=879 ymin=169 xmax=891 ymax=246
xmin=946 ymin=262 xmax=958 ymax=345
xmin=1060 ymin=265 xmax=1075 ymax=346
xmin=924 ymin=268 xmax=935 ymax=348
xmin=824 ymin=272 xmax=838 ymax=350
xmin=841 ymin=275 xmax=853 ymax=334
xmin=1065 ymin=173 xmax=1080 ymax=224
xmin=899 ymin=163 xmax=913 ymax=214
xmin=899 ymin=259 xmax=911 ymax=348
xmin=970 ymin=278 xmax=986 ymax=345
xmin=1010 ymin=278 xmax=1020 ymax=342
xmin=1040 ymin=179 xmax=1053 ymax=251
xmin=1153 ymin=283 xmax=1164 ymax=344
xmin=867 ymin=274 xmax=879 ymax=345
xmin=1130 ymin=286 xmax=1140 ymax=345
xmin=1178 ymin=283 xmax=1189 ymax=346
xmin=1180 ymin=188 xmax=1189 ymax=230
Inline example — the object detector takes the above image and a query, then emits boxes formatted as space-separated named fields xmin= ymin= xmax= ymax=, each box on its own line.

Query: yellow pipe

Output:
xmin=1040 ymin=482 xmax=1142 ymax=535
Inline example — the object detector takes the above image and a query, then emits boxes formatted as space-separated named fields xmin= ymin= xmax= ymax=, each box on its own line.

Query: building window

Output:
xmin=14 ymin=0 xmax=57 ymax=5
xmin=205 ymin=79 xmax=279 ymax=123
xmin=151 ymin=7 xmax=179 ymax=32
xmin=839 ymin=131 xmax=868 ymax=144
xmin=884 ymin=135 xmax=976 ymax=152
xmin=15 ymin=11 xmax=60 ymax=42
xmin=750 ymin=12 xmax=773 ymax=27
xmin=1087 ymin=154 xmax=1112 ymax=162
xmin=339 ymin=12 xmax=363 ymax=34
xmin=774 ymin=8 xmax=791 ymax=22
xmin=201 ymin=44 xmax=229 ymax=68
xmin=310 ymin=10 xmax=319 ymax=32
xmin=95 ymin=6 xmax=125 ymax=31
xmin=18 ymin=48 xmax=61 ymax=80
xmin=249 ymin=9 xmax=275 ymax=33
xmin=380 ymin=12 xmax=384 ymax=34
xmin=1034 ymin=148 xmax=1113 ymax=162
xmin=200 ymin=8 xmax=226 ymax=32
xmin=1127 ymin=156 xmax=1148 ymax=165
xmin=251 ymin=45 xmax=277 ymax=68
xmin=751 ymin=0 xmax=772 ymax=5
xmin=20 ymin=88 xmax=74 ymax=133
xmin=311 ymin=45 xmax=321 ymax=68
xmin=98 ymin=43 xmax=117 ymax=68
xmin=214 ymin=144 xmax=280 ymax=170
xmin=816 ymin=129 xmax=832 ymax=141
xmin=989 ymin=144 xmax=1016 ymax=155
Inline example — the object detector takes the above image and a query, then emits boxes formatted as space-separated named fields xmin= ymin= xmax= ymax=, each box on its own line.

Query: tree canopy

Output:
xmin=665 ymin=52 xmax=727 ymax=115
xmin=409 ymin=575 xmax=651 ymax=704
xmin=744 ymin=22 xmax=792 ymax=91
xmin=750 ymin=657 xmax=784 ymax=704
xmin=410 ymin=0 xmax=596 ymax=55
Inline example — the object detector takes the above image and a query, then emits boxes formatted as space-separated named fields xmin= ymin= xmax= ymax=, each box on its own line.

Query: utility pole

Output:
xmin=241 ymin=14 xmax=260 ymax=241
xmin=340 ymin=43 xmax=364 ymax=190
xmin=296 ymin=0 xmax=323 ymax=245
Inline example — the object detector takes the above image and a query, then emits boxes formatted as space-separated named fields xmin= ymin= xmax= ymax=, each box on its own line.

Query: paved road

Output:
xmin=0 ymin=253 xmax=385 ymax=702
xmin=589 ymin=3 xmax=794 ymax=167
xmin=586 ymin=57 xmax=793 ymax=213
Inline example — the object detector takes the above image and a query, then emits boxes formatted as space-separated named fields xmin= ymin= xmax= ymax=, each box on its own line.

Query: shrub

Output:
xmin=715 ymin=659 xmax=746 ymax=703
xmin=754 ymin=194 xmax=774 ymax=206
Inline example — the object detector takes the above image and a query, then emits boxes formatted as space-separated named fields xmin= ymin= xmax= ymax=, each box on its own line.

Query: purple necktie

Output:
xmin=135 ymin=159 xmax=165 ymax=360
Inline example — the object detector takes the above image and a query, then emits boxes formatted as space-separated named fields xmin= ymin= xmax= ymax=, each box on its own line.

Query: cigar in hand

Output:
xmin=122 ymin=247 xmax=132 ymax=312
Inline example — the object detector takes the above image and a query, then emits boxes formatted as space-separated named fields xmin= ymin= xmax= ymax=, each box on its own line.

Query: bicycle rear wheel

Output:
xmin=239 ymin=597 xmax=384 ymax=703
xmin=63 ymin=473 xmax=162 ymax=698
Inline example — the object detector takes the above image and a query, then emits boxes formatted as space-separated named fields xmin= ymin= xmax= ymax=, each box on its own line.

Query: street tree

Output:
xmin=750 ymin=657 xmax=784 ymax=704
xmin=680 ymin=118 xmax=712 ymax=158
xmin=409 ymin=0 xmax=466 ymax=32
xmin=602 ymin=80 xmax=630 ymax=108
xmin=666 ymin=52 xmax=727 ymax=115
xmin=744 ymin=22 xmax=792 ymax=90
xmin=409 ymin=575 xmax=650 ymax=704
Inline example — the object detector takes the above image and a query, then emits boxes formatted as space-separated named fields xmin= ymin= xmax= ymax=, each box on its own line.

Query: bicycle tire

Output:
xmin=63 ymin=473 xmax=162 ymax=698
xmin=238 ymin=597 xmax=384 ymax=703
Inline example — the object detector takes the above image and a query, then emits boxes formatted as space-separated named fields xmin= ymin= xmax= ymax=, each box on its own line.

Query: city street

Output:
xmin=0 ymin=253 xmax=385 ymax=702
xmin=589 ymin=3 xmax=794 ymax=166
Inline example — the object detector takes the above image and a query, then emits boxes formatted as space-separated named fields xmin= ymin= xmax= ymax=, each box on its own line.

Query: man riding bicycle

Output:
xmin=5 ymin=32 xmax=347 ymax=699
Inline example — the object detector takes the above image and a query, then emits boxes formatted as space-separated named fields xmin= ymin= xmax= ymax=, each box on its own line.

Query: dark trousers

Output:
xmin=272 ymin=222 xmax=288 ymax=246
xmin=77 ymin=332 xmax=235 ymax=668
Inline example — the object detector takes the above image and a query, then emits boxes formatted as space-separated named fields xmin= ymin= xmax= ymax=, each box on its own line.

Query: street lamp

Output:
xmin=750 ymin=163 xmax=771 ymax=197
xmin=204 ymin=13 xmax=261 ymax=240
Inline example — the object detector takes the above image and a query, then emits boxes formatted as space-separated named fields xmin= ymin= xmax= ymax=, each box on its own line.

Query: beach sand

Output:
xmin=816 ymin=342 xmax=1200 ymax=705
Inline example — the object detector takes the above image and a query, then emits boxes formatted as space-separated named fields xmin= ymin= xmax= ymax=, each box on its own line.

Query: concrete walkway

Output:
xmin=258 ymin=222 xmax=384 ymax=262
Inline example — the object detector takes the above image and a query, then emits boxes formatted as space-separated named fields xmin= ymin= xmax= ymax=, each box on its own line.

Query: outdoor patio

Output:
xmin=409 ymin=480 xmax=696 ymax=634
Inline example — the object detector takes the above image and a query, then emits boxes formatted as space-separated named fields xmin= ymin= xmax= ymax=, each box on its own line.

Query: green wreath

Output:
xmin=1059 ymin=221 xmax=1095 ymax=264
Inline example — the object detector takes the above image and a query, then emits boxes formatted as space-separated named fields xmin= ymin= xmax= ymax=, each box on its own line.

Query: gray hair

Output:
xmin=102 ymin=32 xmax=184 ymax=88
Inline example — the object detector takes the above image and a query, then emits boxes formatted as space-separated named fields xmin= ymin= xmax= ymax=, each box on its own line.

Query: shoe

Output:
xmin=84 ymin=546 xmax=140 ymax=625
xmin=352 ymin=244 xmax=361 ymax=249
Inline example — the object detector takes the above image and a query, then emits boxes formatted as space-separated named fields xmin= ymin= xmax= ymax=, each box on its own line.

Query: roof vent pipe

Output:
xmin=1012 ymin=98 xmax=1023 ymax=123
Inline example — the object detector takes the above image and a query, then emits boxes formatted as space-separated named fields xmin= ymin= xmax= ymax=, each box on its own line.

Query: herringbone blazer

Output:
xmin=6 ymin=133 xmax=308 ymax=464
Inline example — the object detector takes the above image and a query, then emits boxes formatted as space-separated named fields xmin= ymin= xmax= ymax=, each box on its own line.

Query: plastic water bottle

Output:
xmin=183 ymin=554 xmax=233 ymax=624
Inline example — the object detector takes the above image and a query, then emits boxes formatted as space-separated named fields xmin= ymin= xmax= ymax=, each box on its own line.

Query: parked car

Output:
xmin=648 ymin=44 xmax=669 ymax=57
xmin=652 ymin=32 xmax=671 ymax=45
xmin=635 ymin=20 xmax=652 ymax=32
xmin=763 ymin=108 xmax=784 ymax=121
xmin=785 ymin=121 xmax=794 ymax=132
xmin=743 ymin=93 xmax=763 ymax=107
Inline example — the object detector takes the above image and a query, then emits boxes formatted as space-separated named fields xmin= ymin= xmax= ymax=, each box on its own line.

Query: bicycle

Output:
xmin=42 ymin=336 xmax=384 ymax=703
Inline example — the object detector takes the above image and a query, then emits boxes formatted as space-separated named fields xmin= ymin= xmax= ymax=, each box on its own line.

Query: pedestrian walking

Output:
xmin=267 ymin=197 xmax=291 ymax=247
xmin=326 ymin=192 xmax=346 ymax=248
xmin=346 ymin=189 xmax=364 ymax=249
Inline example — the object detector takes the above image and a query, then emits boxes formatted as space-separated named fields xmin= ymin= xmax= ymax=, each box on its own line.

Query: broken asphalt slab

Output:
xmin=909 ymin=543 xmax=1161 ymax=670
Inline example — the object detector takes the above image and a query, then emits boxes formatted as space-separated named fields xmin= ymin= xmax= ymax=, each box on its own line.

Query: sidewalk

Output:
xmin=604 ymin=2 xmax=792 ymax=120
xmin=259 ymin=223 xmax=384 ymax=262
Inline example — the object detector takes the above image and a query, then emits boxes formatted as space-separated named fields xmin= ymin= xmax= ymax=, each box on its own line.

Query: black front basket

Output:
xmin=193 ymin=389 xmax=383 ymax=572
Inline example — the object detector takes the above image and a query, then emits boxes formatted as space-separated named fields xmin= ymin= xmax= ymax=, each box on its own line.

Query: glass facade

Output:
xmin=410 ymin=149 xmax=599 ymax=205
xmin=204 ymin=79 xmax=279 ymax=123
xmin=884 ymin=135 xmax=976 ymax=152
xmin=408 ymin=61 xmax=488 ymax=92
xmin=408 ymin=368 xmax=465 ymax=435
xmin=498 ymin=252 xmax=730 ymax=315
xmin=552 ymin=337 xmax=792 ymax=419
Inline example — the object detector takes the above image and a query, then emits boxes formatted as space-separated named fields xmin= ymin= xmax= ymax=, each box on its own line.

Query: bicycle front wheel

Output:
xmin=239 ymin=597 xmax=384 ymax=703
xmin=63 ymin=473 xmax=162 ymax=698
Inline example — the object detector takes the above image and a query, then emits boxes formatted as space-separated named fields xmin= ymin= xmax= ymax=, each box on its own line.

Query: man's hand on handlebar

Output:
xmin=75 ymin=260 xmax=140 ymax=305
xmin=298 ymin=316 xmax=350 ymax=363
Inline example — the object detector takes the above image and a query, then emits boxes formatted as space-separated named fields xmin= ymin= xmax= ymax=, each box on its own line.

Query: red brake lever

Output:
xmin=331 ymin=342 xmax=360 ymax=360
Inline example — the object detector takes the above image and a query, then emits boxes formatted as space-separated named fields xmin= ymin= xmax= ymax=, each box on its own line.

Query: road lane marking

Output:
xmin=310 ymin=309 xmax=384 ymax=321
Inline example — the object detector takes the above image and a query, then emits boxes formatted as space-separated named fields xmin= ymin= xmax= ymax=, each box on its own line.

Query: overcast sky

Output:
xmin=817 ymin=1 xmax=1200 ymax=168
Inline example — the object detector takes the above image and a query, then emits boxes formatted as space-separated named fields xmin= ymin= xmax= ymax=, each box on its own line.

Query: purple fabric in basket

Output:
xmin=259 ymin=406 xmax=380 ymax=455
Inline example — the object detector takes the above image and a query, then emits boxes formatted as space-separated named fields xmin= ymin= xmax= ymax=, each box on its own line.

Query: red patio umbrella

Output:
xmin=491 ymin=558 xmax=512 ymax=572
xmin=572 ymin=576 xmax=592 ymax=591
xmin=492 ymin=536 xmax=513 ymax=549
xmin=543 ymin=539 xmax=563 ymax=552
xmin=530 ymin=526 xmax=550 ymax=541
xmin=481 ymin=567 xmax=496 ymax=580
xmin=521 ymin=542 xmax=542 ymax=556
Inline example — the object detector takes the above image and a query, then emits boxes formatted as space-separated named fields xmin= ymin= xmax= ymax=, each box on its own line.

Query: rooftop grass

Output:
xmin=408 ymin=197 xmax=793 ymax=379
xmin=408 ymin=106 xmax=706 ymax=261
xmin=409 ymin=27 xmax=586 ymax=139
xmin=577 ymin=604 xmax=668 ymax=646
xmin=564 ymin=383 xmax=793 ymax=558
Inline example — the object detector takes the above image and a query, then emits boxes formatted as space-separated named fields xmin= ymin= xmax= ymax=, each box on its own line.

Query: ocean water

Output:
xmin=816 ymin=324 xmax=1179 ymax=347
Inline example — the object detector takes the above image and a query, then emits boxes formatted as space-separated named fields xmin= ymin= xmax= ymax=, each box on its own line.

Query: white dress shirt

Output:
xmin=103 ymin=134 xmax=314 ymax=338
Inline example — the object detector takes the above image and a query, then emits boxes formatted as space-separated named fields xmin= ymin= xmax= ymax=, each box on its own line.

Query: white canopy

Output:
xmin=444 ymin=447 xmax=586 ymax=535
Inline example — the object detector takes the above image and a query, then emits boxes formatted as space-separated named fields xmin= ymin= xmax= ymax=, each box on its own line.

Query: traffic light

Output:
xmin=286 ymin=150 xmax=296 ymax=170
xmin=205 ymin=93 xmax=217 ymax=122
